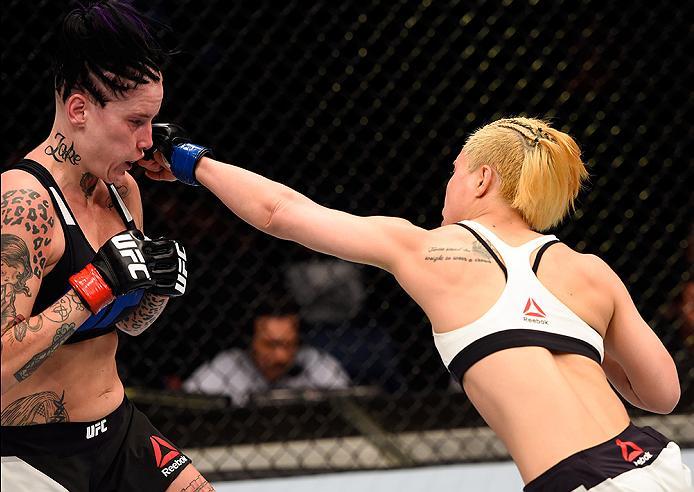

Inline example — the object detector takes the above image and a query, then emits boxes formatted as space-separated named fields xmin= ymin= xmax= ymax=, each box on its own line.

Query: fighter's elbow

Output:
xmin=262 ymin=198 xmax=287 ymax=234
xmin=262 ymin=192 xmax=306 ymax=239
xmin=649 ymin=386 xmax=680 ymax=414
xmin=639 ymin=379 xmax=681 ymax=414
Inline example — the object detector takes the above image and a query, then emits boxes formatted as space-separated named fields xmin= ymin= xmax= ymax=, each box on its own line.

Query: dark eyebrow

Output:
xmin=132 ymin=110 xmax=160 ymax=119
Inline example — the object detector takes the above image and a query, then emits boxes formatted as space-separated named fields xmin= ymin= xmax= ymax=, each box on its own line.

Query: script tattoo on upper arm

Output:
xmin=424 ymin=244 xmax=492 ymax=264
xmin=0 ymin=390 xmax=70 ymax=425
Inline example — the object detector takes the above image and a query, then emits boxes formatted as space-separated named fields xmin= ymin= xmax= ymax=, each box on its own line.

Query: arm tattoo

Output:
xmin=117 ymin=293 xmax=168 ymax=335
xmin=1 ymin=390 xmax=70 ymax=425
xmin=2 ymin=292 xmax=83 ymax=343
xmin=471 ymin=240 xmax=494 ymax=261
xmin=44 ymin=132 xmax=81 ymax=165
xmin=2 ymin=233 xmax=34 ymax=329
xmin=2 ymin=189 xmax=54 ymax=278
xmin=179 ymin=475 xmax=215 ymax=491
xmin=14 ymin=322 xmax=76 ymax=382
xmin=9 ymin=314 xmax=43 ymax=342
xmin=44 ymin=291 xmax=86 ymax=322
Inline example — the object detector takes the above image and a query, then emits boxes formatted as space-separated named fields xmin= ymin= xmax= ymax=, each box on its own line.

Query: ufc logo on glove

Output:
xmin=174 ymin=242 xmax=187 ymax=295
xmin=112 ymin=233 xmax=152 ymax=280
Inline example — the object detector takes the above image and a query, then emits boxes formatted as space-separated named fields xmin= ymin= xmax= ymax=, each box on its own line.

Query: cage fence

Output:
xmin=2 ymin=0 xmax=692 ymax=481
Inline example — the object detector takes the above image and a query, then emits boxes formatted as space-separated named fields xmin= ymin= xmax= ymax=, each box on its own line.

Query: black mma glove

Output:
xmin=144 ymin=238 xmax=188 ymax=297
xmin=144 ymin=123 xmax=213 ymax=186
xmin=69 ymin=230 xmax=155 ymax=313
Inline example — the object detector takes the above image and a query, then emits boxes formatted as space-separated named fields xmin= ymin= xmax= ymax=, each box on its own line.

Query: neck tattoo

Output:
xmin=107 ymin=184 xmax=129 ymax=209
xmin=44 ymin=132 xmax=81 ymax=165
xmin=80 ymin=173 xmax=98 ymax=198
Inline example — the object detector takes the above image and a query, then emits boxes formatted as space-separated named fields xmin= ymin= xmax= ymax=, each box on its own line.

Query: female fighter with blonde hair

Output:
xmin=142 ymin=117 xmax=692 ymax=490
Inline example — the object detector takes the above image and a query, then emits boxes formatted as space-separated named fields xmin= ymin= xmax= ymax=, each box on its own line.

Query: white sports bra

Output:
xmin=433 ymin=220 xmax=604 ymax=384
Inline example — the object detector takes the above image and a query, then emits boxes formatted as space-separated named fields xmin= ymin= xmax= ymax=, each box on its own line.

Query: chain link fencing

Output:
xmin=2 ymin=0 xmax=692 ymax=481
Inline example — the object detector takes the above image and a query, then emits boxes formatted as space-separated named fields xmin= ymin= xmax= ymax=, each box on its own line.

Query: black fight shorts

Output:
xmin=524 ymin=423 xmax=692 ymax=491
xmin=1 ymin=396 xmax=192 ymax=491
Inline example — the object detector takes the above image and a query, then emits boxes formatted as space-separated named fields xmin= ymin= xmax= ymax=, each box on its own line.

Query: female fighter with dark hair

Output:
xmin=1 ymin=2 xmax=211 ymax=491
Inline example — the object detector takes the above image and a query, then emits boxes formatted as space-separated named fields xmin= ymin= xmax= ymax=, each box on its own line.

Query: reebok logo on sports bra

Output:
xmin=433 ymin=221 xmax=605 ymax=383
xmin=522 ymin=297 xmax=549 ymax=325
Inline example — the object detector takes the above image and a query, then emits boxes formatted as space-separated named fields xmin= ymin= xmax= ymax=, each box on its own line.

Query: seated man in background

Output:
xmin=183 ymin=298 xmax=351 ymax=405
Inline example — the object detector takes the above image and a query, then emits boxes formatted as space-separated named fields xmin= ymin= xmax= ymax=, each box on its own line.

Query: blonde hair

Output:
xmin=462 ymin=116 xmax=588 ymax=231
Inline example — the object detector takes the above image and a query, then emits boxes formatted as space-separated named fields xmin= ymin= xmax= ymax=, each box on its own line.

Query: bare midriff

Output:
xmin=1 ymin=332 xmax=124 ymax=425
xmin=463 ymin=348 xmax=630 ymax=484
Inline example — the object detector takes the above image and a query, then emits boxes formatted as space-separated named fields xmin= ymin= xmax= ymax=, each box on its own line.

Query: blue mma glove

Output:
xmin=144 ymin=123 xmax=214 ymax=186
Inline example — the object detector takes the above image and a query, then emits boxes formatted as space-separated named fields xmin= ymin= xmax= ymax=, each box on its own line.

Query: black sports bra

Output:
xmin=7 ymin=159 xmax=145 ymax=344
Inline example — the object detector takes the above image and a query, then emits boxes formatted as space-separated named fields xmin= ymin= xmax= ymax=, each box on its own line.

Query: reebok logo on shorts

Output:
xmin=616 ymin=439 xmax=653 ymax=467
xmin=522 ymin=298 xmax=548 ymax=324
xmin=150 ymin=435 xmax=188 ymax=476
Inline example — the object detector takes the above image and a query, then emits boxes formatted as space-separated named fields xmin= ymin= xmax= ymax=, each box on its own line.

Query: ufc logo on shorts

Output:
xmin=174 ymin=242 xmax=187 ymax=295
xmin=112 ymin=233 xmax=151 ymax=280
xmin=86 ymin=418 xmax=108 ymax=439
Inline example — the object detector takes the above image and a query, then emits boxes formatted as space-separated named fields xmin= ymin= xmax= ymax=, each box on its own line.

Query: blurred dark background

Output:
xmin=2 ymin=0 xmax=692 ymax=479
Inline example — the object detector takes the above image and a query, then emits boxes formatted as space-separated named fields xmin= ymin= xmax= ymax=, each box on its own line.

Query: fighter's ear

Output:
xmin=65 ymin=93 xmax=89 ymax=127
xmin=474 ymin=165 xmax=495 ymax=197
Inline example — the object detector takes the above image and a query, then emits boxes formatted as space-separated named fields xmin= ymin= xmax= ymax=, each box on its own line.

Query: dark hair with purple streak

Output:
xmin=53 ymin=0 xmax=169 ymax=106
